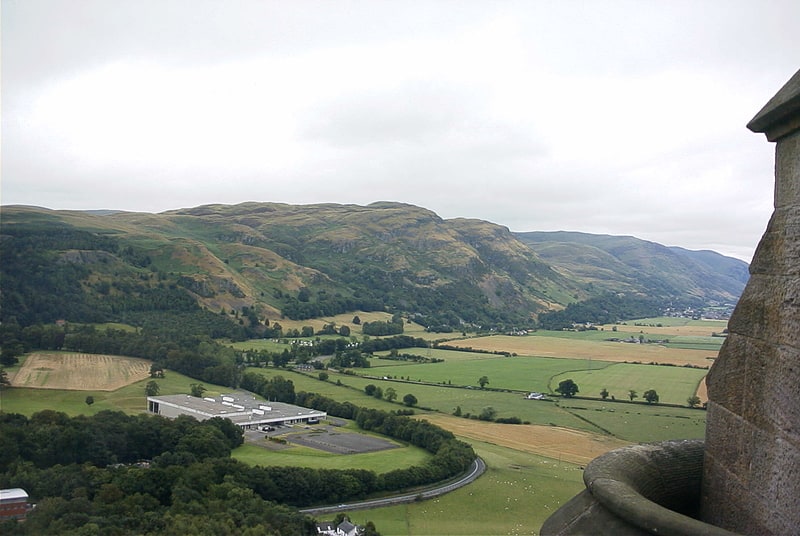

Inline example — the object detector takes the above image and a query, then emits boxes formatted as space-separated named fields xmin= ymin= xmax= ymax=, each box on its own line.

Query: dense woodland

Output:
xmin=0 ymin=401 xmax=473 ymax=536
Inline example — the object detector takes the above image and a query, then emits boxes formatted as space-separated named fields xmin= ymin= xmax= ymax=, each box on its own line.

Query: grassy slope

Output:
xmin=353 ymin=440 xmax=584 ymax=536
xmin=0 ymin=369 xmax=229 ymax=416
xmin=233 ymin=440 xmax=430 ymax=473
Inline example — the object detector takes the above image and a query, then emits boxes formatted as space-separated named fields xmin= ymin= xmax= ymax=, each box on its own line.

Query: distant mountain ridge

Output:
xmin=0 ymin=203 xmax=747 ymax=330
xmin=514 ymin=231 xmax=747 ymax=305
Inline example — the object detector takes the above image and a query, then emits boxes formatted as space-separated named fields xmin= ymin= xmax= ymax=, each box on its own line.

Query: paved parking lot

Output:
xmin=244 ymin=424 xmax=398 ymax=454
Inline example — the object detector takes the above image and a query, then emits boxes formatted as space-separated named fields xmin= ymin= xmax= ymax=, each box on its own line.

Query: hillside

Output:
xmin=0 ymin=203 xmax=747 ymax=332
xmin=515 ymin=231 xmax=747 ymax=305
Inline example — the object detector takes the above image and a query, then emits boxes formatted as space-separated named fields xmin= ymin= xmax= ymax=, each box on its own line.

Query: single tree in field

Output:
xmin=352 ymin=315 xmax=361 ymax=325
xmin=403 ymin=393 xmax=418 ymax=407
xmin=373 ymin=386 xmax=383 ymax=399
xmin=145 ymin=380 xmax=160 ymax=396
xmin=384 ymin=387 xmax=397 ymax=402
xmin=628 ymin=390 xmax=638 ymax=401
xmin=600 ymin=388 xmax=609 ymax=400
xmin=318 ymin=372 xmax=329 ymax=381
xmin=338 ymin=325 xmax=351 ymax=337
xmin=364 ymin=384 xmax=377 ymax=396
xmin=150 ymin=363 xmax=164 ymax=378
xmin=643 ymin=389 xmax=659 ymax=404
xmin=190 ymin=383 xmax=206 ymax=397
xmin=85 ymin=395 xmax=95 ymax=406
xmin=479 ymin=406 xmax=497 ymax=421
xmin=478 ymin=376 xmax=490 ymax=389
xmin=453 ymin=405 xmax=462 ymax=417
xmin=687 ymin=395 xmax=702 ymax=408
xmin=555 ymin=379 xmax=579 ymax=398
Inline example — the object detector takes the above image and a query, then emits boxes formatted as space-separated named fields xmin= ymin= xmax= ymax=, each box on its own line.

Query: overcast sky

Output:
xmin=2 ymin=1 xmax=798 ymax=261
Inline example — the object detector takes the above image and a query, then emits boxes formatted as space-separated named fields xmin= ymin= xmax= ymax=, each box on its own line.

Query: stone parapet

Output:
xmin=541 ymin=440 xmax=739 ymax=536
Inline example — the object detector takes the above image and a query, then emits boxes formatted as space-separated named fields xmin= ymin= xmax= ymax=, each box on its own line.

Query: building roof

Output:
xmin=0 ymin=488 xmax=29 ymax=502
xmin=338 ymin=520 xmax=357 ymax=532
xmin=147 ymin=392 xmax=326 ymax=426
xmin=748 ymin=68 xmax=800 ymax=141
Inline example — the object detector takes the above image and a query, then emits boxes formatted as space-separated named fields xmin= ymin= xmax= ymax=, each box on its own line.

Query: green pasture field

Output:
xmin=614 ymin=316 xmax=728 ymax=329
xmin=661 ymin=336 xmax=725 ymax=351
xmin=0 ymin=368 xmax=229 ymax=417
xmin=232 ymin=439 xmax=430 ymax=472
xmin=244 ymin=367 xmax=403 ymax=412
xmin=555 ymin=399 xmax=707 ymax=442
xmin=366 ymin=353 xmax=615 ymax=393
xmin=550 ymin=362 xmax=707 ymax=405
xmin=251 ymin=367 xmax=596 ymax=432
xmin=231 ymin=338 xmax=298 ymax=353
xmin=530 ymin=329 xmax=723 ymax=351
xmin=352 ymin=439 xmax=584 ymax=536
xmin=371 ymin=347 xmax=513 ymax=365
xmin=254 ymin=368 xmax=706 ymax=443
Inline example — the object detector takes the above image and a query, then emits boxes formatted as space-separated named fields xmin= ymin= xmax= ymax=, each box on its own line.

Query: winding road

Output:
xmin=299 ymin=457 xmax=487 ymax=516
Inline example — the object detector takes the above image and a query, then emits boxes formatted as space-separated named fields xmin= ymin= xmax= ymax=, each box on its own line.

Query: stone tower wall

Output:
xmin=701 ymin=72 xmax=800 ymax=535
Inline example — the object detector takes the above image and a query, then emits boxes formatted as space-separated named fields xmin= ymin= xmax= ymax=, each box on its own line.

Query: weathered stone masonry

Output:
xmin=701 ymin=68 xmax=800 ymax=535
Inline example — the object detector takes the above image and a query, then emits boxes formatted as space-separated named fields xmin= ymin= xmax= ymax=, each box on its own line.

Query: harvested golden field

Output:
xmin=448 ymin=335 xmax=716 ymax=366
xmin=11 ymin=352 xmax=151 ymax=391
xmin=602 ymin=322 xmax=726 ymax=337
xmin=425 ymin=414 xmax=630 ymax=465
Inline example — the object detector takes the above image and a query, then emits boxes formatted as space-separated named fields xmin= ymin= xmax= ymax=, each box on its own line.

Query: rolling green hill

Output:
xmin=1 ymin=203 xmax=747 ymax=332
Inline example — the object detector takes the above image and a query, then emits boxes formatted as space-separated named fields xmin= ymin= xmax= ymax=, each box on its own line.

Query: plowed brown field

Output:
xmin=12 ymin=352 xmax=151 ymax=391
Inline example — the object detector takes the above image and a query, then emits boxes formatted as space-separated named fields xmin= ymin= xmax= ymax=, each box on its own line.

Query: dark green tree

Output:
xmin=555 ymin=379 xmax=579 ymax=398
xmin=402 ymin=393 xmax=418 ymax=407
xmin=687 ymin=395 xmax=701 ymax=408
xmin=190 ymin=383 xmax=206 ymax=397
xmin=85 ymin=395 xmax=95 ymax=406
xmin=629 ymin=389 xmax=638 ymax=401
xmin=600 ymin=388 xmax=609 ymax=400
xmin=384 ymin=387 xmax=397 ymax=402
xmin=145 ymin=380 xmax=160 ymax=396
xmin=149 ymin=363 xmax=164 ymax=378
xmin=643 ymin=389 xmax=659 ymax=404
xmin=478 ymin=406 xmax=497 ymax=421
xmin=478 ymin=376 xmax=489 ymax=389
xmin=318 ymin=372 xmax=329 ymax=381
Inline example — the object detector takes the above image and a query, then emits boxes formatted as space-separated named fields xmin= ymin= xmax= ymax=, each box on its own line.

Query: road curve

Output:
xmin=300 ymin=457 xmax=486 ymax=516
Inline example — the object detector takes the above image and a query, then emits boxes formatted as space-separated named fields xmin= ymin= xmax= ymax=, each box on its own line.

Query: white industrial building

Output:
xmin=147 ymin=392 xmax=326 ymax=430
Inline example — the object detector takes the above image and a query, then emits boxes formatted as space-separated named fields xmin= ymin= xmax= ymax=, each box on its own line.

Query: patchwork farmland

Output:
xmin=1 ymin=317 xmax=724 ymax=535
